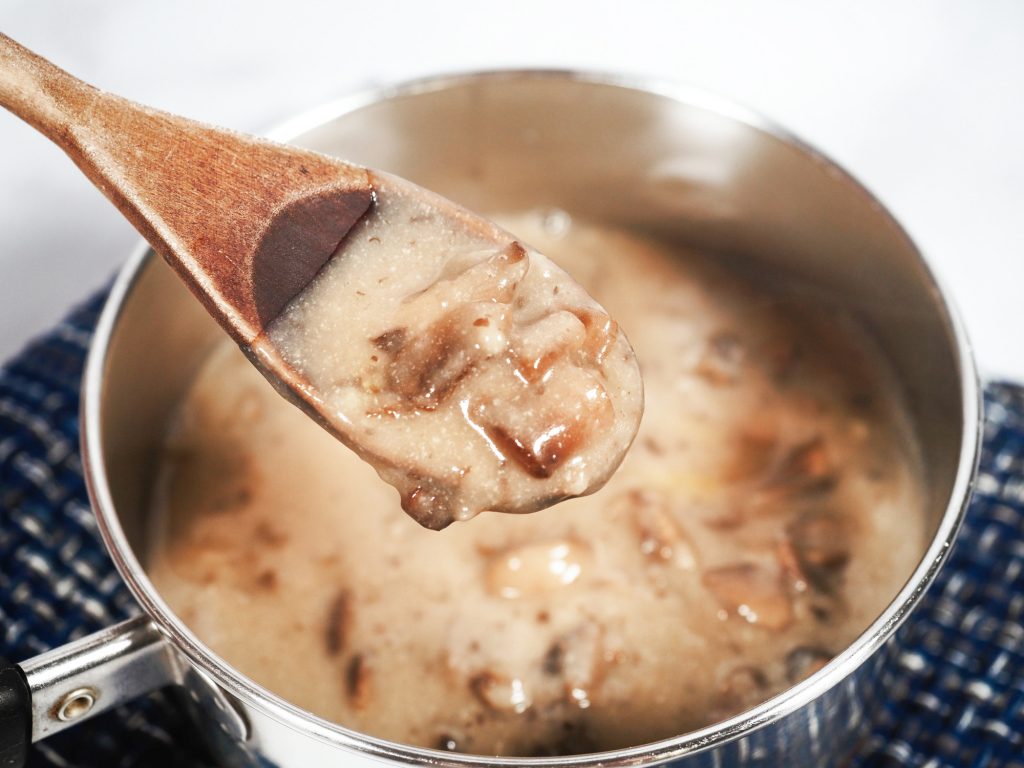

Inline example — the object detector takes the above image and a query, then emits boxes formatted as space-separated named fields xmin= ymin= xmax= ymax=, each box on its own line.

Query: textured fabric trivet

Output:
xmin=1 ymin=289 xmax=1023 ymax=768
xmin=0 ymin=291 xmax=216 ymax=768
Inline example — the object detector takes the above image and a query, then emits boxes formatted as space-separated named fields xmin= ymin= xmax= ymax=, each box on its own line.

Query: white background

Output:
xmin=2 ymin=1 xmax=1023 ymax=379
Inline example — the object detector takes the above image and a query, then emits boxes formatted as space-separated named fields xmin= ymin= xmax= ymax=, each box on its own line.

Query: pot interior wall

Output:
xmin=99 ymin=75 xmax=966 ymax=586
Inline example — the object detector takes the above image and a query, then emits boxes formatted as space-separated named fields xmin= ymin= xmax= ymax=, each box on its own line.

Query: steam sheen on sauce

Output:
xmin=264 ymin=178 xmax=644 ymax=529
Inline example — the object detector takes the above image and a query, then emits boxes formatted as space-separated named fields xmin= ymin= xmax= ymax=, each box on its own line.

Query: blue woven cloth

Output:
xmin=1 ymin=289 xmax=1023 ymax=768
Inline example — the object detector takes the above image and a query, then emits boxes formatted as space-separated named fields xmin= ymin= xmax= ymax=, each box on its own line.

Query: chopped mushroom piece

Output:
xmin=324 ymin=589 xmax=352 ymax=657
xmin=625 ymin=490 xmax=697 ymax=569
xmin=703 ymin=563 xmax=795 ymax=631
xmin=345 ymin=653 xmax=373 ymax=709
xmin=543 ymin=622 xmax=605 ymax=708
xmin=468 ymin=363 xmax=614 ymax=481
xmin=484 ymin=540 xmax=592 ymax=599
xmin=723 ymin=427 xmax=778 ymax=483
xmin=470 ymin=672 xmax=533 ymax=714
xmin=759 ymin=437 xmax=837 ymax=499
xmin=786 ymin=511 xmax=850 ymax=594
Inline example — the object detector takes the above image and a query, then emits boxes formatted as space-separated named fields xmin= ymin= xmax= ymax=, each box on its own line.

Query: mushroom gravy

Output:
xmin=149 ymin=212 xmax=926 ymax=756
xmin=262 ymin=178 xmax=643 ymax=529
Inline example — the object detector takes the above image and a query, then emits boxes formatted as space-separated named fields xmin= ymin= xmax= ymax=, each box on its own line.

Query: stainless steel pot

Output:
xmin=6 ymin=71 xmax=980 ymax=767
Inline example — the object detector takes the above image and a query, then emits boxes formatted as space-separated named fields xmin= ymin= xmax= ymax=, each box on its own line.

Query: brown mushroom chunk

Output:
xmin=727 ymin=432 xmax=838 ymax=501
xmin=723 ymin=427 xmax=778 ymax=483
xmin=484 ymin=540 xmax=591 ymax=599
xmin=786 ymin=511 xmax=850 ymax=594
xmin=761 ymin=437 xmax=837 ymax=498
xmin=543 ymin=622 xmax=605 ymax=707
xmin=702 ymin=563 xmax=794 ymax=631
xmin=469 ymin=671 xmax=532 ymax=714
xmin=345 ymin=653 xmax=372 ymax=709
xmin=402 ymin=476 xmax=461 ymax=531
xmin=626 ymin=490 xmax=697 ymax=569
xmin=475 ymin=408 xmax=590 ymax=480
xmin=381 ymin=309 xmax=487 ymax=410
xmin=325 ymin=590 xmax=352 ymax=657
xmin=371 ymin=327 xmax=408 ymax=353
xmin=468 ymin=357 xmax=615 ymax=481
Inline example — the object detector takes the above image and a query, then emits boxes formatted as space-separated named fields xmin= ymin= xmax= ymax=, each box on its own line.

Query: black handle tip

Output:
xmin=0 ymin=658 xmax=30 ymax=768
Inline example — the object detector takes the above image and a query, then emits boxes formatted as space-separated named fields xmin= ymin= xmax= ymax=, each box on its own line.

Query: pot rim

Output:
xmin=82 ymin=69 xmax=982 ymax=766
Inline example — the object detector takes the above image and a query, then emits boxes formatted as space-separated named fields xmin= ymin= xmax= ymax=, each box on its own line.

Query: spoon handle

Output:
xmin=0 ymin=32 xmax=373 ymax=344
xmin=0 ymin=32 xmax=97 ymax=145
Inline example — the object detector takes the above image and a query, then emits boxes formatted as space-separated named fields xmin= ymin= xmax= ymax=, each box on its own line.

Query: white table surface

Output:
xmin=2 ymin=1 xmax=1023 ymax=380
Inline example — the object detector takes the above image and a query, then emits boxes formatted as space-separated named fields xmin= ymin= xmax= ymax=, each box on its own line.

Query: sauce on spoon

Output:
xmin=261 ymin=174 xmax=644 ymax=529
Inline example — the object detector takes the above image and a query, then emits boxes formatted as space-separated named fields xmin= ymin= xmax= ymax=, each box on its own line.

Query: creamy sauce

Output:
xmin=150 ymin=213 xmax=926 ymax=756
xmin=264 ymin=178 xmax=643 ymax=529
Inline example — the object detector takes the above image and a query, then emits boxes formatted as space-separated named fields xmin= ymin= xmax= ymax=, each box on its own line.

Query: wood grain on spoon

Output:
xmin=0 ymin=31 xmax=372 ymax=344
xmin=0 ymin=33 xmax=644 ymax=529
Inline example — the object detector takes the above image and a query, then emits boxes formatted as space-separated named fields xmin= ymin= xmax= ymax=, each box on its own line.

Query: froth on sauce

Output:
xmin=262 ymin=179 xmax=643 ymax=529
xmin=149 ymin=212 xmax=926 ymax=756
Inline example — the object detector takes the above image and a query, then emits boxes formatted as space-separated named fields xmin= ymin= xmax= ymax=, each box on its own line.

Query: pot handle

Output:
xmin=0 ymin=615 xmax=179 ymax=767
xmin=0 ymin=656 xmax=30 ymax=768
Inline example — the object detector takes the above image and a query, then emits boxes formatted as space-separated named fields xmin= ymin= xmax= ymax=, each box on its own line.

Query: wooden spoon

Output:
xmin=0 ymin=33 xmax=645 ymax=529
xmin=0 ymin=32 xmax=373 ymax=346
